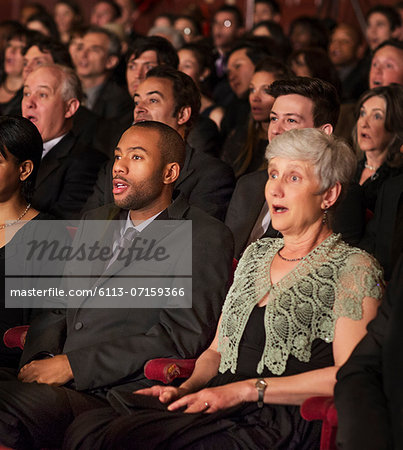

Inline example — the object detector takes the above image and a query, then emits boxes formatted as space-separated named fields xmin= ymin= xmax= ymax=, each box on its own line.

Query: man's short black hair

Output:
xmin=255 ymin=0 xmax=281 ymax=15
xmin=213 ymin=5 xmax=244 ymax=28
xmin=373 ymin=38 xmax=403 ymax=55
xmin=268 ymin=77 xmax=340 ymax=128
xmin=126 ymin=36 xmax=179 ymax=69
xmin=228 ymin=36 xmax=277 ymax=64
xmin=94 ymin=0 xmax=121 ymax=20
xmin=23 ymin=34 xmax=73 ymax=67
xmin=131 ymin=120 xmax=185 ymax=170
xmin=366 ymin=5 xmax=401 ymax=31
xmin=145 ymin=66 xmax=201 ymax=138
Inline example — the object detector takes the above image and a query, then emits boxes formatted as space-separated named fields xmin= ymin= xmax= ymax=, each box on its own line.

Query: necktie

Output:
xmin=106 ymin=227 xmax=139 ymax=271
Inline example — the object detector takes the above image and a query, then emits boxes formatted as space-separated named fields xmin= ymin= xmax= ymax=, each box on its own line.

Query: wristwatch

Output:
xmin=255 ymin=378 xmax=268 ymax=408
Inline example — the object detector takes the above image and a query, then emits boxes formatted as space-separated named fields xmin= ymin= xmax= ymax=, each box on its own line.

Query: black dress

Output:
xmin=0 ymin=212 xmax=68 ymax=368
xmin=64 ymin=306 xmax=326 ymax=449
xmin=354 ymin=159 xmax=402 ymax=212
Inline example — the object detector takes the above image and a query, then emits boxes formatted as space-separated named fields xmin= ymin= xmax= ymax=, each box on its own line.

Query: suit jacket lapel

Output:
xmin=35 ymin=133 xmax=75 ymax=188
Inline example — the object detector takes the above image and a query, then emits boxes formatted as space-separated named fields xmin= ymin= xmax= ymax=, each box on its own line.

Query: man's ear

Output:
xmin=321 ymin=181 xmax=342 ymax=209
xmin=163 ymin=162 xmax=181 ymax=185
xmin=105 ymin=55 xmax=119 ymax=70
xmin=19 ymin=160 xmax=34 ymax=182
xmin=64 ymin=98 xmax=80 ymax=119
xmin=320 ymin=123 xmax=333 ymax=135
xmin=177 ymin=106 xmax=192 ymax=126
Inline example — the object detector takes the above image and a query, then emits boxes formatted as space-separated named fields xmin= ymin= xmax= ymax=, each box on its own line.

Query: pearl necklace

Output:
xmin=277 ymin=247 xmax=305 ymax=262
xmin=0 ymin=204 xmax=31 ymax=230
xmin=364 ymin=162 xmax=378 ymax=171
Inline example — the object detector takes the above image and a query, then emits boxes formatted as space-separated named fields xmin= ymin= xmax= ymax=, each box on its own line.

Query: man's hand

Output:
xmin=18 ymin=354 xmax=74 ymax=386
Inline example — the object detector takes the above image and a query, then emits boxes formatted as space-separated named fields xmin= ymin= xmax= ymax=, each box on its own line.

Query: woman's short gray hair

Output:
xmin=266 ymin=128 xmax=357 ymax=196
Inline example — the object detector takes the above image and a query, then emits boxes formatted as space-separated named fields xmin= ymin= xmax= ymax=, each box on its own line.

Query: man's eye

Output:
xmin=287 ymin=118 xmax=296 ymax=123
xmin=291 ymin=175 xmax=299 ymax=181
xmin=270 ymin=173 xmax=278 ymax=179
xmin=133 ymin=155 xmax=142 ymax=160
xmin=149 ymin=98 xmax=158 ymax=103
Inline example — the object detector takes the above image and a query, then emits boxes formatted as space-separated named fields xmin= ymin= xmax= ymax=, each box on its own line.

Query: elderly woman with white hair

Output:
xmin=64 ymin=128 xmax=384 ymax=450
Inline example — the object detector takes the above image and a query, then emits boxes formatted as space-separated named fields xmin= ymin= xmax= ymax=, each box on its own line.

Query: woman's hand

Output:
xmin=133 ymin=385 xmax=190 ymax=404
xmin=168 ymin=381 xmax=254 ymax=413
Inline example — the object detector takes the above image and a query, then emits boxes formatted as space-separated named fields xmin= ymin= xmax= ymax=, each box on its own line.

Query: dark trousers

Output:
xmin=0 ymin=368 xmax=106 ymax=449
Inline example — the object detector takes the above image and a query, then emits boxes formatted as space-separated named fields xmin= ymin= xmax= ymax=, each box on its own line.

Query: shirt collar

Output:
xmin=42 ymin=133 xmax=67 ymax=159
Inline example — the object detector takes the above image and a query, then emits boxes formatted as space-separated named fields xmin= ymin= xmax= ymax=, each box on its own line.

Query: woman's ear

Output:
xmin=19 ymin=160 xmax=34 ymax=182
xmin=321 ymin=181 xmax=342 ymax=209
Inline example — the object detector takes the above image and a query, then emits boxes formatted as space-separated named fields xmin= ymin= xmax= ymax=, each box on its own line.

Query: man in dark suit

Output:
xmin=0 ymin=121 xmax=234 ymax=449
xmin=335 ymin=253 xmax=403 ymax=449
xmin=22 ymin=63 xmax=106 ymax=219
xmin=86 ymin=66 xmax=235 ymax=221
xmin=225 ymin=77 xmax=365 ymax=259
xmin=75 ymin=26 xmax=133 ymax=120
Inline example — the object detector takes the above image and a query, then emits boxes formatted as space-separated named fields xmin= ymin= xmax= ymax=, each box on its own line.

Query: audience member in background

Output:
xmin=395 ymin=1 xmax=403 ymax=38
xmin=0 ymin=28 xmax=32 ymax=115
xmin=53 ymin=0 xmax=83 ymax=44
xmin=225 ymin=77 xmax=365 ymax=260
xmin=22 ymin=33 xmax=72 ymax=80
xmin=369 ymin=39 xmax=403 ymax=88
xmin=328 ymin=23 xmax=368 ymax=102
xmin=178 ymin=41 xmax=225 ymax=130
xmin=19 ymin=3 xmax=48 ymax=25
xmin=366 ymin=5 xmax=401 ymax=52
xmin=353 ymin=84 xmax=403 ymax=212
xmin=210 ymin=4 xmax=244 ymax=96
xmin=152 ymin=13 xmax=175 ymax=29
xmin=335 ymin=253 xmax=403 ymax=449
xmin=67 ymin=25 xmax=86 ymax=69
xmin=22 ymin=35 xmax=99 ymax=148
xmin=93 ymin=35 xmax=179 ymax=156
xmin=174 ymin=15 xmax=202 ymax=43
xmin=114 ymin=0 xmax=139 ymax=40
xmin=90 ymin=0 xmax=121 ymax=27
xmin=251 ymin=20 xmax=292 ymax=58
xmin=221 ymin=58 xmax=292 ymax=178
xmin=0 ymin=21 xmax=24 ymax=59
xmin=220 ymin=37 xmax=273 ymax=140
xmin=22 ymin=64 xmax=106 ymax=218
xmin=75 ymin=26 xmax=133 ymax=120
xmin=253 ymin=0 xmax=281 ymax=24
xmin=26 ymin=12 xmax=60 ymax=41
xmin=288 ymin=16 xmax=329 ymax=51
xmin=288 ymin=47 xmax=341 ymax=95
xmin=147 ymin=24 xmax=184 ymax=50
xmin=86 ymin=66 xmax=235 ymax=220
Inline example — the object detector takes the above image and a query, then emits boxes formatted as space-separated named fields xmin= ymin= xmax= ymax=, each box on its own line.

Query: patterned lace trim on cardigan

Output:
xmin=218 ymin=234 xmax=384 ymax=375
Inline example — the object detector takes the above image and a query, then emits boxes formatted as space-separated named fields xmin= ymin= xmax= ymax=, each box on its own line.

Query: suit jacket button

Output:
xmin=74 ymin=322 xmax=83 ymax=330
